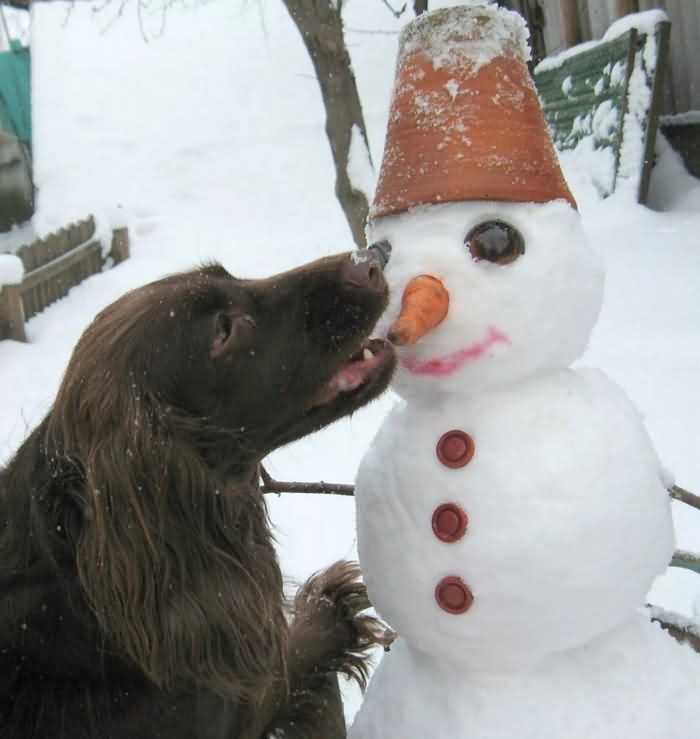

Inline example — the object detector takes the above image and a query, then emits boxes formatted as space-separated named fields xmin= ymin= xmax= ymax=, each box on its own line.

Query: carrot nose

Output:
xmin=388 ymin=275 xmax=449 ymax=346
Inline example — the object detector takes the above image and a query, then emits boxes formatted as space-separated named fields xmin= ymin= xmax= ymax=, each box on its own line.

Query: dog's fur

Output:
xmin=0 ymin=254 xmax=395 ymax=739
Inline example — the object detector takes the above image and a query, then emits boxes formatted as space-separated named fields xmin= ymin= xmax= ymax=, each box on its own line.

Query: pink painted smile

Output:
xmin=400 ymin=326 xmax=511 ymax=377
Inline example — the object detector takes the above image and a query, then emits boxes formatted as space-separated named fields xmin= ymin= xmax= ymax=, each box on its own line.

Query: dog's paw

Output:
xmin=290 ymin=560 xmax=393 ymax=690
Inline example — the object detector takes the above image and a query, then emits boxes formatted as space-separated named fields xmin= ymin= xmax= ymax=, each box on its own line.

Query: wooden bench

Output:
xmin=534 ymin=16 xmax=671 ymax=204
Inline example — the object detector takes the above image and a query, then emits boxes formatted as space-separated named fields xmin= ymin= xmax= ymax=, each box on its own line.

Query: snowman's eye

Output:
xmin=465 ymin=221 xmax=525 ymax=265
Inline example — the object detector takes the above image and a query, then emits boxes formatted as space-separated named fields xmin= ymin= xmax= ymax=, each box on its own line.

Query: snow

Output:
xmin=648 ymin=605 xmax=700 ymax=639
xmin=556 ymin=136 xmax=616 ymax=202
xmin=0 ymin=0 xmax=698 ymax=731
xmin=535 ymin=40 xmax=600 ymax=74
xmin=610 ymin=59 xmax=627 ymax=86
xmin=400 ymin=4 xmax=530 ymax=75
xmin=0 ymin=6 xmax=30 ymax=50
xmin=648 ymin=132 xmax=700 ymax=212
xmin=0 ymin=221 xmax=36 ymax=254
xmin=0 ymin=254 xmax=24 ymax=286
xmin=591 ymin=98 xmax=618 ymax=140
xmin=347 ymin=124 xmax=375 ymax=201
xmin=616 ymin=26 xmax=653 ymax=187
xmin=350 ymin=616 xmax=700 ymax=739
xmin=602 ymin=9 xmax=669 ymax=43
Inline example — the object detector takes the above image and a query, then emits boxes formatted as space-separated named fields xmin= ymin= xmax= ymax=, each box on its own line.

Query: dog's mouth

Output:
xmin=309 ymin=338 xmax=395 ymax=410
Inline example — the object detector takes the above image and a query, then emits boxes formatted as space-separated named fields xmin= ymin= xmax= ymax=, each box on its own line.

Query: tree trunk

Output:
xmin=281 ymin=0 xmax=372 ymax=248
xmin=414 ymin=0 xmax=429 ymax=15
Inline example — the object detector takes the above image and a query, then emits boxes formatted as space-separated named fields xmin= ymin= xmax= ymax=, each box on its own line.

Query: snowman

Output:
xmin=349 ymin=5 xmax=700 ymax=738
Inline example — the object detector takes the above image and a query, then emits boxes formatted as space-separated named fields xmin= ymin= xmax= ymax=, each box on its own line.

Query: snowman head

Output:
xmin=368 ymin=5 xmax=604 ymax=398
xmin=369 ymin=200 xmax=603 ymax=399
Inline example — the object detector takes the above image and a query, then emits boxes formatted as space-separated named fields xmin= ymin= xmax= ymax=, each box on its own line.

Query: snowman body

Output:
xmin=349 ymin=617 xmax=700 ymax=739
xmin=356 ymin=368 xmax=674 ymax=671
xmin=347 ymin=200 xmax=697 ymax=738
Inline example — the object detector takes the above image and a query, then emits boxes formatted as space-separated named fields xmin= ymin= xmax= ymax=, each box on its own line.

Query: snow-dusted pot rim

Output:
xmin=370 ymin=4 xmax=577 ymax=220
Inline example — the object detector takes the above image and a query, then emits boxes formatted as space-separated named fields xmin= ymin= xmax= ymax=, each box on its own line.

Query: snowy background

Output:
xmin=0 ymin=0 xmax=698 ymax=721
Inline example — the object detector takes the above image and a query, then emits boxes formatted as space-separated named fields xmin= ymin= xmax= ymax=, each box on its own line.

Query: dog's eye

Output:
xmin=465 ymin=221 xmax=525 ymax=265
xmin=210 ymin=312 xmax=256 ymax=358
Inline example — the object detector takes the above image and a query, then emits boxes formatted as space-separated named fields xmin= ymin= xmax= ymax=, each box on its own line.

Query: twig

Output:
xmin=648 ymin=606 xmax=700 ymax=655
xmin=259 ymin=465 xmax=355 ymax=496
xmin=263 ymin=480 xmax=355 ymax=496
xmin=345 ymin=27 xmax=400 ymax=36
xmin=670 ymin=485 xmax=700 ymax=512
xmin=379 ymin=0 xmax=407 ymax=19
xmin=670 ymin=549 xmax=700 ymax=575
xmin=259 ymin=470 xmax=700 ymax=509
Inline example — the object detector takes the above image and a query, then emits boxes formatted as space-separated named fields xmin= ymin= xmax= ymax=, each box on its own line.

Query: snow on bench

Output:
xmin=534 ymin=10 xmax=671 ymax=204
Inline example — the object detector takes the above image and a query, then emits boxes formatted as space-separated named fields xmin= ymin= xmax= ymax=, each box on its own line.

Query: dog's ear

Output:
xmin=49 ymin=371 xmax=287 ymax=701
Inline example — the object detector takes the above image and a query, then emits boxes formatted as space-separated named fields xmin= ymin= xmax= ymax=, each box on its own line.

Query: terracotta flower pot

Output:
xmin=371 ymin=5 xmax=576 ymax=219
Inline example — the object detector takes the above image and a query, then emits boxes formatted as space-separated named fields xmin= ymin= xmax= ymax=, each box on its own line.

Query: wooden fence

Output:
xmin=0 ymin=216 xmax=130 ymax=342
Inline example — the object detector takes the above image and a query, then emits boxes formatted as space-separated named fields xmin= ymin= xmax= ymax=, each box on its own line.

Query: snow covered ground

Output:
xmin=0 ymin=0 xmax=698 ymax=724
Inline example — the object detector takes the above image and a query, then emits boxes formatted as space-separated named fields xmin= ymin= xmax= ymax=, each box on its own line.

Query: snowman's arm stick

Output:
xmin=669 ymin=485 xmax=700 ymax=512
xmin=259 ymin=465 xmax=355 ymax=496
xmin=671 ymin=550 xmax=700 ymax=576
xmin=647 ymin=606 xmax=700 ymax=655
xmin=379 ymin=0 xmax=407 ymax=19
xmin=258 ymin=471 xmax=700 ymax=508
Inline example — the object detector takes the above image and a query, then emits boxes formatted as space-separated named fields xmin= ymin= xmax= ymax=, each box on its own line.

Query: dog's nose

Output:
xmin=342 ymin=252 xmax=385 ymax=293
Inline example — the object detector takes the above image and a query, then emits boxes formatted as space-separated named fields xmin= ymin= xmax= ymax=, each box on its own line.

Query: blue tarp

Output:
xmin=0 ymin=40 xmax=31 ymax=147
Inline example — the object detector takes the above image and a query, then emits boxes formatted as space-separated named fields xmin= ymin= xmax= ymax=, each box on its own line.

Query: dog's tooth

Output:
xmin=363 ymin=348 xmax=374 ymax=361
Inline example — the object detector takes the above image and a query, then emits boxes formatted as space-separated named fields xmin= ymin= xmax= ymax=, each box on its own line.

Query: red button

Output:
xmin=435 ymin=576 xmax=473 ymax=615
xmin=436 ymin=430 xmax=475 ymax=468
xmin=432 ymin=503 xmax=468 ymax=543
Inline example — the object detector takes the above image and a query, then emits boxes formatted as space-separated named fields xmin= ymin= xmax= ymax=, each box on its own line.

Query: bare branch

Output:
xmin=379 ymin=0 xmax=407 ymax=19
xmin=136 ymin=0 xmax=148 ymax=42
xmin=90 ymin=0 xmax=170 ymax=41
xmin=259 ymin=464 xmax=355 ymax=495
xmin=263 ymin=480 xmax=355 ymax=496
xmin=671 ymin=549 xmax=700 ymax=575
xmin=96 ymin=0 xmax=130 ymax=36
xmin=61 ymin=1 xmax=77 ymax=28
xmin=257 ymin=472 xmax=700 ymax=514
xmin=670 ymin=485 xmax=700 ymax=512
xmin=345 ymin=26 xmax=400 ymax=36
xmin=648 ymin=606 xmax=700 ymax=655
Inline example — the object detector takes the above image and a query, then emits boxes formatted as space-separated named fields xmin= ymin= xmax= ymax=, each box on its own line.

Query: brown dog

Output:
xmin=0 ymin=252 xmax=395 ymax=739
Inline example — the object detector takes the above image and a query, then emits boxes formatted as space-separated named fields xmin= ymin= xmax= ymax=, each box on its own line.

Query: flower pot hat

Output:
xmin=370 ymin=4 xmax=576 ymax=220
